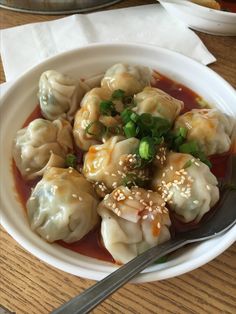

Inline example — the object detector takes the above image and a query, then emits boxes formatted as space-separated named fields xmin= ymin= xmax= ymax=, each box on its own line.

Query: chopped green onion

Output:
xmin=179 ymin=141 xmax=211 ymax=168
xmin=193 ymin=151 xmax=212 ymax=168
xmin=139 ymin=137 xmax=156 ymax=160
xmin=108 ymin=125 xmax=123 ymax=135
xmin=123 ymin=95 xmax=135 ymax=106
xmin=65 ymin=154 xmax=77 ymax=168
xmin=100 ymin=100 xmax=117 ymax=116
xmin=152 ymin=117 xmax=171 ymax=137
xmin=154 ymin=255 xmax=168 ymax=264
xmin=174 ymin=136 xmax=185 ymax=148
xmin=123 ymin=121 xmax=137 ymax=138
xmin=112 ymin=89 xmax=125 ymax=100
xmin=140 ymin=113 xmax=153 ymax=127
xmin=178 ymin=127 xmax=188 ymax=138
xmin=122 ymin=173 xmax=148 ymax=188
xmin=153 ymin=137 xmax=164 ymax=145
xmin=183 ymin=159 xmax=193 ymax=169
xmin=121 ymin=108 xmax=133 ymax=124
xmin=179 ymin=141 xmax=198 ymax=154
xmin=85 ymin=121 xmax=106 ymax=137
xmin=130 ymin=112 xmax=139 ymax=123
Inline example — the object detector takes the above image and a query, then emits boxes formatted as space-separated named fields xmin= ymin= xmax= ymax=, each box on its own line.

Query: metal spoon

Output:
xmin=51 ymin=157 xmax=236 ymax=314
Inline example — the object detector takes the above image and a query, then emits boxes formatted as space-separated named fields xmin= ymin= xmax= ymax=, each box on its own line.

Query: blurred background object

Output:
xmin=0 ymin=0 xmax=122 ymax=14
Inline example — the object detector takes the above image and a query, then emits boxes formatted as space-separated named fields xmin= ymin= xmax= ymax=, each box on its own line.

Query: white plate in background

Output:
xmin=158 ymin=1 xmax=236 ymax=36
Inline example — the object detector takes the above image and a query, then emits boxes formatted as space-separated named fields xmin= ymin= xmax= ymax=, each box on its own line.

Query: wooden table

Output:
xmin=0 ymin=1 xmax=236 ymax=313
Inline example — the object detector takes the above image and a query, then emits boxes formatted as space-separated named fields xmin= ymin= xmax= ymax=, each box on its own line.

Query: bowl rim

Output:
xmin=158 ymin=0 xmax=236 ymax=18
xmin=1 ymin=42 xmax=236 ymax=282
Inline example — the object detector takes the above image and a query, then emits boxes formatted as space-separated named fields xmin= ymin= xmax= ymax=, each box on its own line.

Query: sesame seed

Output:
xmin=72 ymin=194 xmax=77 ymax=198
xmin=104 ymin=194 xmax=109 ymax=200
xmin=193 ymin=200 xmax=199 ymax=204
xmin=206 ymin=185 xmax=211 ymax=191
xmin=79 ymin=196 xmax=83 ymax=201
xmin=157 ymin=222 xmax=161 ymax=228
xmin=142 ymin=215 xmax=148 ymax=220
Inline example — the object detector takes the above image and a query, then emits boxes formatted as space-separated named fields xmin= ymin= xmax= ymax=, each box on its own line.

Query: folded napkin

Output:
xmin=0 ymin=4 xmax=215 ymax=84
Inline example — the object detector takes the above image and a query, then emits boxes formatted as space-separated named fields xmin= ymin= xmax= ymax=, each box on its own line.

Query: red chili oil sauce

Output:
xmin=218 ymin=0 xmax=236 ymax=12
xmin=12 ymin=71 xmax=233 ymax=263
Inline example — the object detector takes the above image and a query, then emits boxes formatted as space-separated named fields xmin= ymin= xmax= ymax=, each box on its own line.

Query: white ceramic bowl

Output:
xmin=158 ymin=1 xmax=236 ymax=36
xmin=1 ymin=43 xmax=236 ymax=283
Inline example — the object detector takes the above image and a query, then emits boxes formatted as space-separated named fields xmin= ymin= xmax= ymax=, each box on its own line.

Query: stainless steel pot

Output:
xmin=0 ymin=0 xmax=122 ymax=14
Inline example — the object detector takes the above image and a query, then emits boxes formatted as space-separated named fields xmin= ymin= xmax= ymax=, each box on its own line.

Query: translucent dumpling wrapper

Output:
xmin=151 ymin=152 xmax=219 ymax=223
xmin=13 ymin=118 xmax=73 ymax=180
xmin=98 ymin=186 xmax=171 ymax=264
xmin=174 ymin=108 xmax=234 ymax=156
xmin=73 ymin=88 xmax=122 ymax=151
xmin=39 ymin=70 xmax=89 ymax=121
xmin=133 ymin=87 xmax=184 ymax=124
xmin=83 ymin=136 xmax=149 ymax=191
xmin=27 ymin=167 xmax=99 ymax=243
xmin=101 ymin=63 xmax=152 ymax=96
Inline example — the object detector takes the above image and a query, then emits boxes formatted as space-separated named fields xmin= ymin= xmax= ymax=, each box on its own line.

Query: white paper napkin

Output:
xmin=0 ymin=4 xmax=215 ymax=84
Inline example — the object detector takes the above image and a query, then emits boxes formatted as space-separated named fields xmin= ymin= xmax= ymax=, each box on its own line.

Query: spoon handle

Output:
xmin=51 ymin=237 xmax=187 ymax=314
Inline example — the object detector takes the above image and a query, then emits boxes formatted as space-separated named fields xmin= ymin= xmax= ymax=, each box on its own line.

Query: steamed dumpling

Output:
xmin=73 ymin=87 xmax=121 ymax=151
xmin=174 ymin=109 xmax=234 ymax=155
xmin=83 ymin=136 xmax=149 ymax=191
xmin=13 ymin=118 xmax=73 ymax=180
xmin=27 ymin=167 xmax=99 ymax=243
xmin=39 ymin=70 xmax=89 ymax=121
xmin=133 ymin=87 xmax=184 ymax=123
xmin=98 ymin=186 xmax=171 ymax=264
xmin=151 ymin=152 xmax=219 ymax=223
xmin=101 ymin=63 xmax=152 ymax=96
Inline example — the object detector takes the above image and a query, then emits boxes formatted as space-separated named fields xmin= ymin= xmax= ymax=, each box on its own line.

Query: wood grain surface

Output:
xmin=0 ymin=1 xmax=236 ymax=313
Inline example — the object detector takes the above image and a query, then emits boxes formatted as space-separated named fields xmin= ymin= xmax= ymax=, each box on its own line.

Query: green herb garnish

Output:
xmin=121 ymin=108 xmax=133 ymax=124
xmin=179 ymin=141 xmax=212 ymax=168
xmin=122 ymin=173 xmax=148 ymax=188
xmin=65 ymin=154 xmax=77 ymax=168
xmin=183 ymin=159 xmax=193 ymax=169
xmin=100 ymin=100 xmax=118 ymax=116
xmin=85 ymin=121 xmax=106 ymax=137
xmin=179 ymin=141 xmax=198 ymax=154
xmin=123 ymin=121 xmax=138 ymax=138
xmin=154 ymin=255 xmax=168 ymax=264
xmin=112 ymin=89 xmax=125 ymax=100
xmin=139 ymin=137 xmax=156 ymax=160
